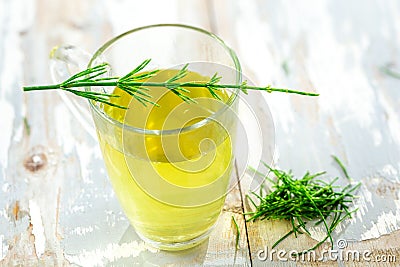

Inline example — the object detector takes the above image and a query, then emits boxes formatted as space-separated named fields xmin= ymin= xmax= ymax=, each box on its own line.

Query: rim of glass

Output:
xmin=87 ymin=23 xmax=242 ymax=135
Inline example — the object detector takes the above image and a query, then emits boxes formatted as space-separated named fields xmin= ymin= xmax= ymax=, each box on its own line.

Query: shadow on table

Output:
xmin=107 ymin=225 xmax=209 ymax=266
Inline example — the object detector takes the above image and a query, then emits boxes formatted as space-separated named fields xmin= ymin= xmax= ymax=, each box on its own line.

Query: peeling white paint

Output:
xmin=0 ymin=101 xmax=14 ymax=168
xmin=29 ymin=200 xmax=45 ymax=258
xmin=1 ymin=0 xmax=400 ymax=265
xmin=65 ymin=241 xmax=157 ymax=267
xmin=0 ymin=234 xmax=5 ymax=261
xmin=69 ymin=226 xmax=95 ymax=236
xmin=361 ymin=210 xmax=400 ymax=240
xmin=371 ymin=128 xmax=382 ymax=146
xmin=381 ymin=164 xmax=399 ymax=177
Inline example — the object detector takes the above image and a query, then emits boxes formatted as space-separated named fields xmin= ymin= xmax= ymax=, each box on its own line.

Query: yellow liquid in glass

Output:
xmin=97 ymin=70 xmax=234 ymax=249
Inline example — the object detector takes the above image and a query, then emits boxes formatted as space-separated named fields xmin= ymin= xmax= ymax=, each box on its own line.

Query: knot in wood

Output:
xmin=23 ymin=151 xmax=48 ymax=172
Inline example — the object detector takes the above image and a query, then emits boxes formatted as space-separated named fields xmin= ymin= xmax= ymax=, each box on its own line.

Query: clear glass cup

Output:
xmin=52 ymin=24 xmax=241 ymax=250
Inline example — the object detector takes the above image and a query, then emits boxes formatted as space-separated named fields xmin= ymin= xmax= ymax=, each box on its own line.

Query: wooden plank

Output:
xmin=1 ymin=0 xmax=116 ymax=265
xmin=98 ymin=0 xmax=252 ymax=265
xmin=2 ymin=0 xmax=400 ymax=266
xmin=211 ymin=0 xmax=400 ymax=266
xmin=1 ymin=0 xmax=252 ymax=266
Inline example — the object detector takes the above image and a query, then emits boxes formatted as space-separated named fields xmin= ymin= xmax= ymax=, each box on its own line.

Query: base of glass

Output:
xmin=136 ymin=227 xmax=213 ymax=251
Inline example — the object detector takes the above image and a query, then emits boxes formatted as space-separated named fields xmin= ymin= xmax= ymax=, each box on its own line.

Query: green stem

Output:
xmin=22 ymin=59 xmax=319 ymax=108
xmin=381 ymin=65 xmax=400 ymax=79
xmin=23 ymin=84 xmax=65 ymax=91
xmin=24 ymin=81 xmax=319 ymax=96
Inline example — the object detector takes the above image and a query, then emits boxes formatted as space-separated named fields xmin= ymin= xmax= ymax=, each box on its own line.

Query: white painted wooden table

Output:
xmin=1 ymin=0 xmax=400 ymax=266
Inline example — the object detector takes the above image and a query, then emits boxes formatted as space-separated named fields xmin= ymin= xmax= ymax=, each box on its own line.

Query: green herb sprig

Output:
xmin=23 ymin=59 xmax=319 ymax=109
xmin=231 ymin=215 xmax=241 ymax=250
xmin=245 ymin=156 xmax=360 ymax=254
xmin=380 ymin=64 xmax=400 ymax=79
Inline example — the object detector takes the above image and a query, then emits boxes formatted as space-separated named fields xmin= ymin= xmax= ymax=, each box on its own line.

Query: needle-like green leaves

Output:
xmin=245 ymin=157 xmax=360 ymax=254
xmin=23 ymin=59 xmax=319 ymax=109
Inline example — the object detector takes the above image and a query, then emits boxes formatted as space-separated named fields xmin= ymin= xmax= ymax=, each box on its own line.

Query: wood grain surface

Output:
xmin=0 ymin=0 xmax=399 ymax=266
